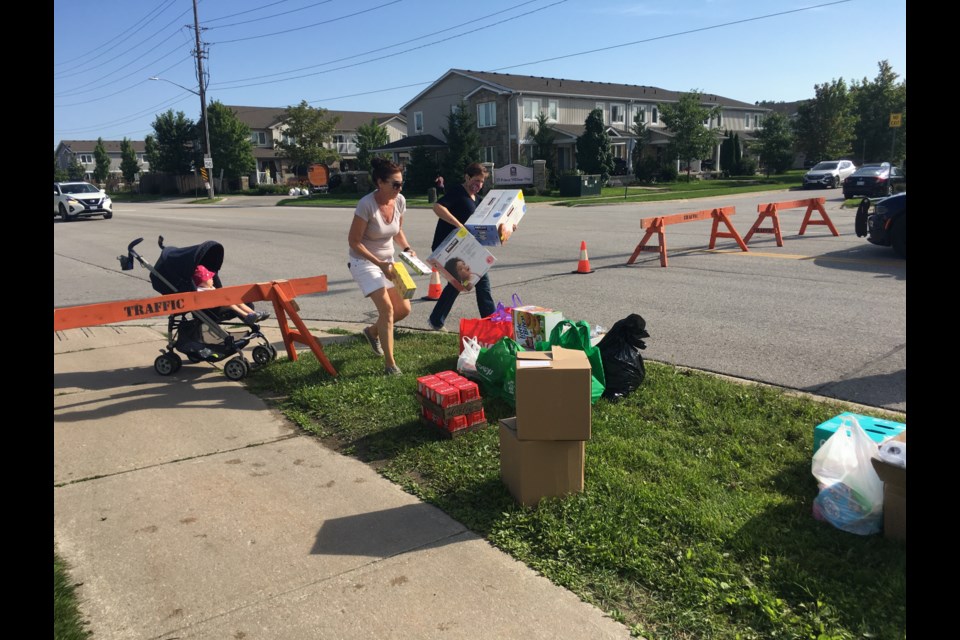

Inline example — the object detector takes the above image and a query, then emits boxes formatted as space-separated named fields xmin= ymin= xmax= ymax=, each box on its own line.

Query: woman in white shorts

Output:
xmin=347 ymin=158 xmax=418 ymax=375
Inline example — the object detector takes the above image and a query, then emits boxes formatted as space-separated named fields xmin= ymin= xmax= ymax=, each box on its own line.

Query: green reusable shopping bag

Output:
xmin=538 ymin=319 xmax=606 ymax=404
xmin=474 ymin=336 xmax=525 ymax=406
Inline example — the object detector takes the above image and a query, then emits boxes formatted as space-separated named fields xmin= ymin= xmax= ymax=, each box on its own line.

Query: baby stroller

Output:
xmin=118 ymin=236 xmax=277 ymax=380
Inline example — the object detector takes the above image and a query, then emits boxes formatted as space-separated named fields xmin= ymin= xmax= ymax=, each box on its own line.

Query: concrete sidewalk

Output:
xmin=54 ymin=322 xmax=633 ymax=640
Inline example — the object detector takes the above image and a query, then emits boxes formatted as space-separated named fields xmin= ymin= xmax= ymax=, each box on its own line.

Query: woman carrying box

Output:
xmin=427 ymin=162 xmax=496 ymax=331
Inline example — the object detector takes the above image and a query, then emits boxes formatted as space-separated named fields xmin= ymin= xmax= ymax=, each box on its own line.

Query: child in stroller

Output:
xmin=193 ymin=265 xmax=270 ymax=326
xmin=118 ymin=236 xmax=277 ymax=381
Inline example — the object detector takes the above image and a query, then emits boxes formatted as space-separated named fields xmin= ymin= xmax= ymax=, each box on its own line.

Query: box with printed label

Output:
xmin=465 ymin=189 xmax=526 ymax=246
xmin=499 ymin=417 xmax=584 ymax=507
xmin=512 ymin=305 xmax=564 ymax=350
xmin=390 ymin=261 xmax=417 ymax=299
xmin=514 ymin=346 xmax=592 ymax=441
xmin=427 ymin=227 xmax=496 ymax=292
xmin=397 ymin=251 xmax=433 ymax=276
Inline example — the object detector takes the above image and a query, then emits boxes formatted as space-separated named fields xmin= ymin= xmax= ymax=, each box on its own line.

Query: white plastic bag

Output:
xmin=457 ymin=336 xmax=481 ymax=375
xmin=811 ymin=415 xmax=884 ymax=535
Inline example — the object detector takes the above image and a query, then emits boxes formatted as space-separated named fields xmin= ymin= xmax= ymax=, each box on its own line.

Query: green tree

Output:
xmin=658 ymin=90 xmax=720 ymax=180
xmin=575 ymin=108 xmax=614 ymax=182
xmin=119 ymin=138 xmax=140 ymax=184
xmin=201 ymin=101 xmax=256 ymax=181
xmin=274 ymin=100 xmax=340 ymax=178
xmin=67 ymin=159 xmax=86 ymax=180
xmin=850 ymin=60 xmax=906 ymax=164
xmin=793 ymin=78 xmax=857 ymax=162
xmin=753 ymin=112 xmax=795 ymax=175
xmin=54 ymin=153 xmax=69 ymax=182
xmin=355 ymin=118 xmax=390 ymax=171
xmin=630 ymin=110 xmax=652 ymax=180
xmin=148 ymin=110 xmax=198 ymax=174
xmin=405 ymin=145 xmax=440 ymax=194
xmin=527 ymin=112 xmax=556 ymax=184
xmin=441 ymin=101 xmax=481 ymax=179
xmin=93 ymin=138 xmax=111 ymax=184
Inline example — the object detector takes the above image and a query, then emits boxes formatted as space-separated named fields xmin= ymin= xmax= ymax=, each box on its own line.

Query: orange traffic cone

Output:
xmin=573 ymin=240 xmax=594 ymax=274
xmin=425 ymin=268 xmax=443 ymax=299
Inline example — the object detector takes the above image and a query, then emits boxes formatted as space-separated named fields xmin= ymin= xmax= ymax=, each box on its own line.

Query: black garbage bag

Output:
xmin=596 ymin=313 xmax=650 ymax=401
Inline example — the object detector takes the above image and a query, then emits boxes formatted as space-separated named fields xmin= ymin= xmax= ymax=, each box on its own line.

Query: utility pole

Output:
xmin=193 ymin=0 xmax=214 ymax=199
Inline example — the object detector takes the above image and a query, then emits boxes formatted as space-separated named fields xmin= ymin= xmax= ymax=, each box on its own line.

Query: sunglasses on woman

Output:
xmin=389 ymin=181 xmax=403 ymax=189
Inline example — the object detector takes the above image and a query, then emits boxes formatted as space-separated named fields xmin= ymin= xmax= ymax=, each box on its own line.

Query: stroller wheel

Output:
xmin=267 ymin=344 xmax=278 ymax=361
xmin=155 ymin=353 xmax=181 ymax=376
xmin=223 ymin=356 xmax=250 ymax=381
xmin=252 ymin=345 xmax=273 ymax=366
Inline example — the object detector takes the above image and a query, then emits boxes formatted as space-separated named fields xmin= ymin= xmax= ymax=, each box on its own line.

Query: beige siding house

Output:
xmin=54 ymin=140 xmax=150 ymax=182
xmin=228 ymin=106 xmax=406 ymax=184
xmin=399 ymin=69 xmax=770 ymax=174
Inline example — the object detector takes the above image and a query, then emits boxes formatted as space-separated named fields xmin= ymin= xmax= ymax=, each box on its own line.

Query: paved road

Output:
xmin=53 ymin=190 xmax=906 ymax=414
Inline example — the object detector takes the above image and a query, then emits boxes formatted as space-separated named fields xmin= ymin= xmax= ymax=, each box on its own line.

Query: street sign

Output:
xmin=204 ymin=156 xmax=213 ymax=169
xmin=199 ymin=167 xmax=208 ymax=181
xmin=889 ymin=113 xmax=902 ymax=128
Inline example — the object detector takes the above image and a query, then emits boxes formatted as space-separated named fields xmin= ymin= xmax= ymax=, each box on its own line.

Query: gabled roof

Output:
xmin=226 ymin=106 xmax=404 ymax=131
xmin=371 ymin=134 xmax=445 ymax=153
xmin=56 ymin=140 xmax=147 ymax=154
xmin=402 ymin=69 xmax=764 ymax=112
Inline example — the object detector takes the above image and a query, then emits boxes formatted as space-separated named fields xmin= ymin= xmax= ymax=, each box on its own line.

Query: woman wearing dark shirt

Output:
xmin=427 ymin=163 xmax=496 ymax=331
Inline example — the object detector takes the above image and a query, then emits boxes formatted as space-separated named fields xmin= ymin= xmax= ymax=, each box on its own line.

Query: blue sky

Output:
xmin=53 ymin=0 xmax=906 ymax=150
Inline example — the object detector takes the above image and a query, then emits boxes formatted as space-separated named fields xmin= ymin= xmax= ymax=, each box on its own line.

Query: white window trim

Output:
xmin=477 ymin=101 xmax=496 ymax=128
xmin=652 ymin=107 xmax=659 ymax=124
xmin=611 ymin=103 xmax=625 ymax=125
xmin=523 ymin=98 xmax=541 ymax=121
xmin=547 ymin=100 xmax=558 ymax=122
xmin=414 ymin=111 xmax=423 ymax=133
xmin=635 ymin=106 xmax=646 ymax=124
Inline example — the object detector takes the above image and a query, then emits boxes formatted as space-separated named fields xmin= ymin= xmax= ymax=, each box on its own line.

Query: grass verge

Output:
xmin=55 ymin=550 xmax=92 ymax=640
xmin=241 ymin=329 xmax=906 ymax=640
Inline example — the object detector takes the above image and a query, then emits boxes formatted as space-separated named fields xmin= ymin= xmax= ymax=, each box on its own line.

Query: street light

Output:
xmin=149 ymin=74 xmax=215 ymax=199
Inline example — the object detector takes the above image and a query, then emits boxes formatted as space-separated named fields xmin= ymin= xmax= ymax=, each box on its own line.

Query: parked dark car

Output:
xmin=842 ymin=163 xmax=905 ymax=199
xmin=855 ymin=192 xmax=906 ymax=258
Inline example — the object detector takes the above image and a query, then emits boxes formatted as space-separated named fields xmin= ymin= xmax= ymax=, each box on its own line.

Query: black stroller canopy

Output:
xmin=150 ymin=240 xmax=225 ymax=295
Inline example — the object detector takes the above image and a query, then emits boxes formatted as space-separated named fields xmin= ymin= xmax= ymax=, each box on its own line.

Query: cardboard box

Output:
xmin=391 ymin=261 xmax=417 ymax=299
xmin=514 ymin=347 xmax=592 ymax=441
xmin=397 ymin=250 xmax=433 ymax=275
xmin=512 ymin=305 xmax=564 ymax=350
xmin=466 ymin=189 xmax=527 ymax=246
xmin=499 ymin=417 xmax=584 ymax=507
xmin=427 ymin=227 xmax=497 ymax=292
xmin=813 ymin=412 xmax=906 ymax=454
xmin=870 ymin=430 xmax=906 ymax=541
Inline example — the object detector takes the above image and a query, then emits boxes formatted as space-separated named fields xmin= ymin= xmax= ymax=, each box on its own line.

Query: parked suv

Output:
xmin=854 ymin=193 xmax=906 ymax=258
xmin=54 ymin=182 xmax=113 ymax=221
xmin=802 ymin=160 xmax=857 ymax=189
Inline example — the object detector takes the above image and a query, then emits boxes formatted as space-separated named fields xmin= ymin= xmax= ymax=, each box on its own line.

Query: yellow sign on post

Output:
xmin=889 ymin=113 xmax=902 ymax=128
xmin=199 ymin=167 xmax=208 ymax=181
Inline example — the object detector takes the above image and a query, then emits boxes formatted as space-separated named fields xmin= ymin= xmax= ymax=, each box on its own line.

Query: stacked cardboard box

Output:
xmin=417 ymin=371 xmax=486 ymax=438
xmin=498 ymin=347 xmax=592 ymax=507
xmin=512 ymin=305 xmax=564 ymax=350
xmin=870 ymin=430 xmax=906 ymax=541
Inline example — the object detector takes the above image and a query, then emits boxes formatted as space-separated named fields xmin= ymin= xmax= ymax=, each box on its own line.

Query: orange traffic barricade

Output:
xmin=743 ymin=197 xmax=838 ymax=247
xmin=627 ymin=206 xmax=747 ymax=268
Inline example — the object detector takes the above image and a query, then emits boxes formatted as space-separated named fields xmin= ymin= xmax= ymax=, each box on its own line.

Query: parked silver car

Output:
xmin=802 ymin=160 xmax=857 ymax=189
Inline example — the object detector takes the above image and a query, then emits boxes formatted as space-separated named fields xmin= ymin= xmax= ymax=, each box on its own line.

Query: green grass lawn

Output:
xmin=239 ymin=329 xmax=906 ymax=640
xmin=54 ymin=551 xmax=92 ymax=640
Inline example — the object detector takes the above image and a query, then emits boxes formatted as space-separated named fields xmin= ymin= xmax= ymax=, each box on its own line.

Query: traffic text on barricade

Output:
xmin=627 ymin=206 xmax=746 ymax=268
xmin=743 ymin=197 xmax=837 ymax=247
xmin=53 ymin=276 xmax=338 ymax=376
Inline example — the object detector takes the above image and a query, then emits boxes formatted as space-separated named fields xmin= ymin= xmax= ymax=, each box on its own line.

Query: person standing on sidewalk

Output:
xmin=427 ymin=162 xmax=496 ymax=331
xmin=348 ymin=158 xmax=416 ymax=375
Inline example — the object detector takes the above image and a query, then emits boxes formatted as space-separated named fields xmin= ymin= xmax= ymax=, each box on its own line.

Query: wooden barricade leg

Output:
xmin=743 ymin=206 xmax=784 ymax=247
xmin=798 ymin=199 xmax=839 ymax=236
xmin=627 ymin=220 xmax=668 ymax=267
xmin=709 ymin=209 xmax=748 ymax=252
xmin=267 ymin=284 xmax=338 ymax=376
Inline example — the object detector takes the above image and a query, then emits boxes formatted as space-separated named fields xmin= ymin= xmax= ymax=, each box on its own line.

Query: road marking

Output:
xmin=703 ymin=249 xmax=903 ymax=267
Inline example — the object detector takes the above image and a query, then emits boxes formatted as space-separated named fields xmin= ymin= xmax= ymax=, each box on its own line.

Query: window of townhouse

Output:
xmin=611 ymin=104 xmax=625 ymax=127
xmin=79 ymin=154 xmax=93 ymax=164
xmin=652 ymin=107 xmax=659 ymax=124
xmin=523 ymin=99 xmax=540 ymax=121
xmin=414 ymin=112 xmax=423 ymax=133
xmin=251 ymin=131 xmax=268 ymax=146
xmin=478 ymin=102 xmax=496 ymax=128
xmin=635 ymin=106 xmax=646 ymax=124
xmin=547 ymin=100 xmax=558 ymax=122
xmin=481 ymin=146 xmax=496 ymax=164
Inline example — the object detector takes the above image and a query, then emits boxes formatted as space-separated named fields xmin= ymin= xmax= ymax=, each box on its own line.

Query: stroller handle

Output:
xmin=117 ymin=237 xmax=144 ymax=271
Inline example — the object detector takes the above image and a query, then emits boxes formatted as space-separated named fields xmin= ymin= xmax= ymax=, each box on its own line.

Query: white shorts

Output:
xmin=348 ymin=258 xmax=395 ymax=297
